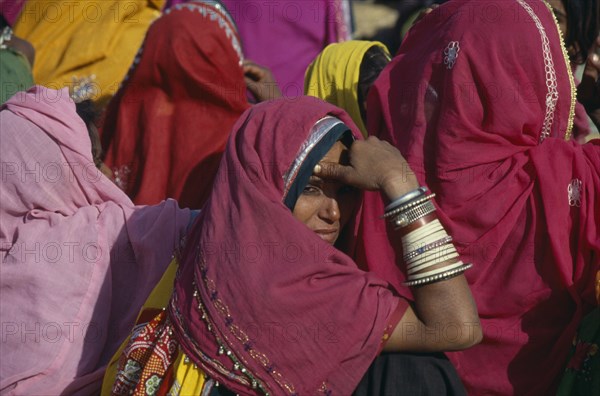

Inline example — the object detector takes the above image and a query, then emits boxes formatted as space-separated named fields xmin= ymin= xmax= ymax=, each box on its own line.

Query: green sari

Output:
xmin=0 ymin=46 xmax=34 ymax=104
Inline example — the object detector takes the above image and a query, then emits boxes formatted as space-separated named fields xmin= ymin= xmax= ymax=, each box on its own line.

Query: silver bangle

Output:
xmin=382 ymin=193 xmax=436 ymax=219
xmin=393 ymin=200 xmax=436 ymax=229
xmin=403 ymin=263 xmax=473 ymax=287
xmin=384 ymin=186 xmax=428 ymax=212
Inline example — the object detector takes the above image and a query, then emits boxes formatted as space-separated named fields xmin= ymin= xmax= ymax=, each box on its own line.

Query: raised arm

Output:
xmin=315 ymin=136 xmax=482 ymax=352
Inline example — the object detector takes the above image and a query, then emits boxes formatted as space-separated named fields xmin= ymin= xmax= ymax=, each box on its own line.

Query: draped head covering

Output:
xmin=13 ymin=0 xmax=165 ymax=108
xmin=101 ymin=0 xmax=249 ymax=209
xmin=304 ymin=40 xmax=390 ymax=137
xmin=0 ymin=0 xmax=25 ymax=26
xmin=361 ymin=0 xmax=600 ymax=394
xmin=0 ymin=86 xmax=190 ymax=395
xmin=169 ymin=96 xmax=406 ymax=395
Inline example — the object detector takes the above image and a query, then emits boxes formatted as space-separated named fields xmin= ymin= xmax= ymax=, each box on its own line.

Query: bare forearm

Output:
xmin=382 ymin=181 xmax=482 ymax=352
xmin=410 ymin=275 xmax=481 ymax=349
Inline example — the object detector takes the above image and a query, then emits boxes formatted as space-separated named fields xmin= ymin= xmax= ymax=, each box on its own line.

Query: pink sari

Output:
xmin=361 ymin=0 xmax=600 ymax=394
xmin=169 ymin=97 xmax=407 ymax=394
xmin=0 ymin=87 xmax=190 ymax=395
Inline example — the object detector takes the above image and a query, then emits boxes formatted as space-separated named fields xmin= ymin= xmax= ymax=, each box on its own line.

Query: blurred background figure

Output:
xmin=0 ymin=13 xmax=34 ymax=103
xmin=221 ymin=0 xmax=353 ymax=97
xmin=101 ymin=1 xmax=279 ymax=210
xmin=305 ymin=40 xmax=391 ymax=137
xmin=12 ymin=0 xmax=165 ymax=109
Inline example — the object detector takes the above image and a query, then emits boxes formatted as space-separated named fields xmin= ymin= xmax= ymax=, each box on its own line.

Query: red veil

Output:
xmin=361 ymin=0 xmax=600 ymax=394
xmin=101 ymin=1 xmax=249 ymax=209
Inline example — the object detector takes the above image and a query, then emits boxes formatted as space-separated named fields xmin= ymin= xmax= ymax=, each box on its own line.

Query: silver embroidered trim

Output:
xmin=568 ymin=179 xmax=582 ymax=207
xmin=169 ymin=0 xmax=243 ymax=65
xmin=119 ymin=0 xmax=243 ymax=90
xmin=443 ymin=41 xmax=460 ymax=69
xmin=282 ymin=116 xmax=344 ymax=194
xmin=516 ymin=0 xmax=558 ymax=143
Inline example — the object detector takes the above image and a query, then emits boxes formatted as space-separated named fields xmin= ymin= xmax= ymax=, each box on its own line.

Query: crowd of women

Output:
xmin=1 ymin=0 xmax=599 ymax=395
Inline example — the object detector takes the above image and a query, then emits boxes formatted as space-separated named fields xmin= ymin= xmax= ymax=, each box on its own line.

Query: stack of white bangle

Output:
xmin=400 ymin=219 xmax=472 ymax=286
xmin=385 ymin=186 xmax=472 ymax=287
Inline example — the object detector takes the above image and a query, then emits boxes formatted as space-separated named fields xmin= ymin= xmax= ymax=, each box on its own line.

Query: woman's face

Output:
xmin=548 ymin=0 xmax=568 ymax=38
xmin=292 ymin=141 xmax=360 ymax=245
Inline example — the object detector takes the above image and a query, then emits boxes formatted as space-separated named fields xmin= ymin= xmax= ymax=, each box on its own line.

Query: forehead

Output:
xmin=321 ymin=141 xmax=346 ymax=164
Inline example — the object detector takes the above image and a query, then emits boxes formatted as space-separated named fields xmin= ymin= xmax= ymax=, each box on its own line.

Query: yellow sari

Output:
xmin=304 ymin=40 xmax=390 ymax=137
xmin=14 ymin=0 xmax=164 ymax=108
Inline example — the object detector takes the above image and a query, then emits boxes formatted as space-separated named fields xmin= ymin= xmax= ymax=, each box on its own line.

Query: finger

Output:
xmin=244 ymin=69 xmax=260 ymax=82
xmin=244 ymin=67 xmax=266 ymax=81
xmin=242 ymin=59 xmax=258 ymax=67
xmin=244 ymin=77 xmax=261 ymax=94
xmin=314 ymin=161 xmax=353 ymax=183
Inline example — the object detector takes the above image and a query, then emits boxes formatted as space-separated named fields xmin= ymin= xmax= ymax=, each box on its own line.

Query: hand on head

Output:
xmin=313 ymin=136 xmax=419 ymax=200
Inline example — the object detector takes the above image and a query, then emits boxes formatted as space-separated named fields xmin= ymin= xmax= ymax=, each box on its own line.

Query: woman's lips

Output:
xmin=314 ymin=229 xmax=338 ymax=244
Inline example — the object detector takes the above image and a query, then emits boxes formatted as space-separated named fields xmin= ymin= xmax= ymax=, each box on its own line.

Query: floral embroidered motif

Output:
xmin=70 ymin=75 xmax=98 ymax=103
xmin=145 ymin=375 xmax=162 ymax=395
xmin=123 ymin=359 xmax=142 ymax=383
xmin=112 ymin=312 xmax=179 ymax=395
xmin=568 ymin=179 xmax=582 ymax=207
xmin=443 ymin=41 xmax=460 ymax=69
xmin=112 ymin=165 xmax=131 ymax=192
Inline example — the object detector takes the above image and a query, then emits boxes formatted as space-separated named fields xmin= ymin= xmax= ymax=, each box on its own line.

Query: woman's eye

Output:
xmin=302 ymin=185 xmax=321 ymax=195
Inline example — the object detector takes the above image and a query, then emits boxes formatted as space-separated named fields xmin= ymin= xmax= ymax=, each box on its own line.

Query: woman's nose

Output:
xmin=319 ymin=196 xmax=341 ymax=223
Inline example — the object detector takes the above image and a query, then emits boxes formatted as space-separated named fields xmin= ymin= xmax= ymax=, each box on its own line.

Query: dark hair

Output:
xmin=562 ymin=0 xmax=600 ymax=63
xmin=357 ymin=46 xmax=391 ymax=123
xmin=75 ymin=100 xmax=103 ymax=169
xmin=0 ymin=15 xmax=8 ymax=30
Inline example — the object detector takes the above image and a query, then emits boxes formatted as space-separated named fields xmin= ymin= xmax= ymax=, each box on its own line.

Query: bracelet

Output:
xmin=401 ymin=220 xmax=444 ymax=242
xmin=397 ymin=212 xmax=438 ymax=237
xmin=404 ymin=263 xmax=473 ymax=287
xmin=383 ymin=194 xmax=436 ymax=219
xmin=407 ymin=253 xmax=461 ymax=275
xmin=393 ymin=200 xmax=436 ymax=229
xmin=403 ymin=235 xmax=453 ymax=262
xmin=405 ymin=243 xmax=457 ymax=269
xmin=384 ymin=186 xmax=428 ymax=212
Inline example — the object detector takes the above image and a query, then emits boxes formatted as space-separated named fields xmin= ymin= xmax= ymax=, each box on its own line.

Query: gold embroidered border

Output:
xmin=541 ymin=0 xmax=577 ymax=141
xmin=194 ymin=252 xmax=299 ymax=395
xmin=515 ymin=0 xmax=559 ymax=143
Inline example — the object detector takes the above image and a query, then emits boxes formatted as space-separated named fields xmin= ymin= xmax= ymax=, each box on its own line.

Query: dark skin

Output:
xmin=296 ymin=137 xmax=482 ymax=352
xmin=243 ymin=60 xmax=282 ymax=102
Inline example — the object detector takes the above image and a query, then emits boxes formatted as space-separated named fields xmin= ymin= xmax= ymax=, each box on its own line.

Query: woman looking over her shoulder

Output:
xmin=105 ymin=97 xmax=481 ymax=395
